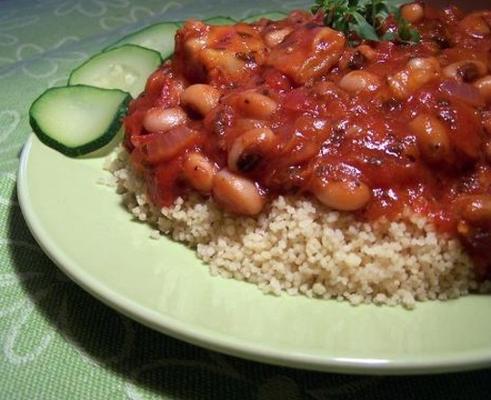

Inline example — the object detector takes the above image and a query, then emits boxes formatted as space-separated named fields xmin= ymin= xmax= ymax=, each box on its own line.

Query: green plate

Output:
xmin=18 ymin=134 xmax=491 ymax=374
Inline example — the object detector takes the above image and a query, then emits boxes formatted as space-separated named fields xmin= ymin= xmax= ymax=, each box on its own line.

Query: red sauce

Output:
xmin=124 ymin=4 xmax=491 ymax=278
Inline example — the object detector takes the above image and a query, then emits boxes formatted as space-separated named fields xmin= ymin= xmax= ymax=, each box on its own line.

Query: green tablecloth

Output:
xmin=1 ymin=0 xmax=490 ymax=398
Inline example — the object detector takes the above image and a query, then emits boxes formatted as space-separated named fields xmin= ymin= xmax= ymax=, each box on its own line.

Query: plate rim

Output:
xmin=17 ymin=134 xmax=491 ymax=375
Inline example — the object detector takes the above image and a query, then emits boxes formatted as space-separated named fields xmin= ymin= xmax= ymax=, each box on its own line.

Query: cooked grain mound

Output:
xmin=103 ymin=147 xmax=484 ymax=309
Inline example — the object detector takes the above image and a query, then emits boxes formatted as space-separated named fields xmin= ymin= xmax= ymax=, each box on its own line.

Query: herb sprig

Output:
xmin=311 ymin=0 xmax=421 ymax=45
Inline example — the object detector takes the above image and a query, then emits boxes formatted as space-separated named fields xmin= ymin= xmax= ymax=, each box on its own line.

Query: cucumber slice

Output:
xmin=68 ymin=44 xmax=162 ymax=98
xmin=105 ymin=22 xmax=179 ymax=59
xmin=242 ymin=12 xmax=287 ymax=23
xmin=204 ymin=16 xmax=236 ymax=25
xmin=29 ymin=85 xmax=131 ymax=157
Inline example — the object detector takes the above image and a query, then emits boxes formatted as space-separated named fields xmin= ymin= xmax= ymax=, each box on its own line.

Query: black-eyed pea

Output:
xmin=474 ymin=75 xmax=491 ymax=101
xmin=227 ymin=127 xmax=276 ymax=172
xmin=461 ymin=195 xmax=491 ymax=223
xmin=401 ymin=3 xmax=425 ymax=24
xmin=235 ymin=91 xmax=277 ymax=119
xmin=388 ymin=57 xmax=441 ymax=99
xmin=143 ymin=107 xmax=187 ymax=133
xmin=312 ymin=27 xmax=345 ymax=51
xmin=181 ymin=84 xmax=221 ymax=116
xmin=356 ymin=44 xmax=377 ymax=61
xmin=339 ymin=70 xmax=381 ymax=94
xmin=407 ymin=57 xmax=440 ymax=72
xmin=341 ymin=46 xmax=376 ymax=71
xmin=212 ymin=169 xmax=265 ymax=215
xmin=443 ymin=60 xmax=487 ymax=82
xmin=311 ymin=179 xmax=371 ymax=211
xmin=182 ymin=152 xmax=217 ymax=193
xmin=409 ymin=114 xmax=451 ymax=163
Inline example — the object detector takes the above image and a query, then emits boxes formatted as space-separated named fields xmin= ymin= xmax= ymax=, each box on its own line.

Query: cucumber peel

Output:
xmin=105 ymin=22 xmax=179 ymax=59
xmin=242 ymin=12 xmax=287 ymax=23
xmin=177 ymin=16 xmax=236 ymax=27
xmin=204 ymin=16 xmax=236 ymax=25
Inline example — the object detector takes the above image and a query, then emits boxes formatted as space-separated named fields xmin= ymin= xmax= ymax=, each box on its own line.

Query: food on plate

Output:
xmin=29 ymin=1 xmax=491 ymax=307
xmin=107 ymin=1 xmax=491 ymax=307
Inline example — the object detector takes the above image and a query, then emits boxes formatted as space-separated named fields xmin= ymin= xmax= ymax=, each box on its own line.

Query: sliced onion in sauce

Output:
xmin=439 ymin=80 xmax=485 ymax=107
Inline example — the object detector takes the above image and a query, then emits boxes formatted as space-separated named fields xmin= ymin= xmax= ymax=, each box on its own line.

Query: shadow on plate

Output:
xmin=7 ymin=187 xmax=491 ymax=399
xmin=78 ymin=128 xmax=124 ymax=159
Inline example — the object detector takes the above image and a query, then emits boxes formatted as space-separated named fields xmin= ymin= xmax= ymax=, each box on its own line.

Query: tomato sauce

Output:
xmin=124 ymin=4 xmax=491 ymax=278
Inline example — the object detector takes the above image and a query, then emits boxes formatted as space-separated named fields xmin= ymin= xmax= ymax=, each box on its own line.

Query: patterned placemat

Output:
xmin=1 ymin=0 xmax=490 ymax=398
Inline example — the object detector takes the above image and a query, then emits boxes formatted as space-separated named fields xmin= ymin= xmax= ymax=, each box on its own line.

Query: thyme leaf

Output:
xmin=311 ymin=0 xmax=421 ymax=45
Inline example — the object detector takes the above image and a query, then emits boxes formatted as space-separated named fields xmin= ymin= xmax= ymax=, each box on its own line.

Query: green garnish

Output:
xmin=311 ymin=0 xmax=421 ymax=45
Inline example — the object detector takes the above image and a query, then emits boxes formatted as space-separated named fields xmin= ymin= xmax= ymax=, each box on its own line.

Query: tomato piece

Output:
xmin=282 ymin=88 xmax=314 ymax=112
xmin=264 ymin=68 xmax=292 ymax=92
xmin=124 ymin=109 xmax=146 ymax=136
xmin=146 ymin=158 xmax=185 ymax=207
xmin=141 ymin=127 xmax=202 ymax=164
